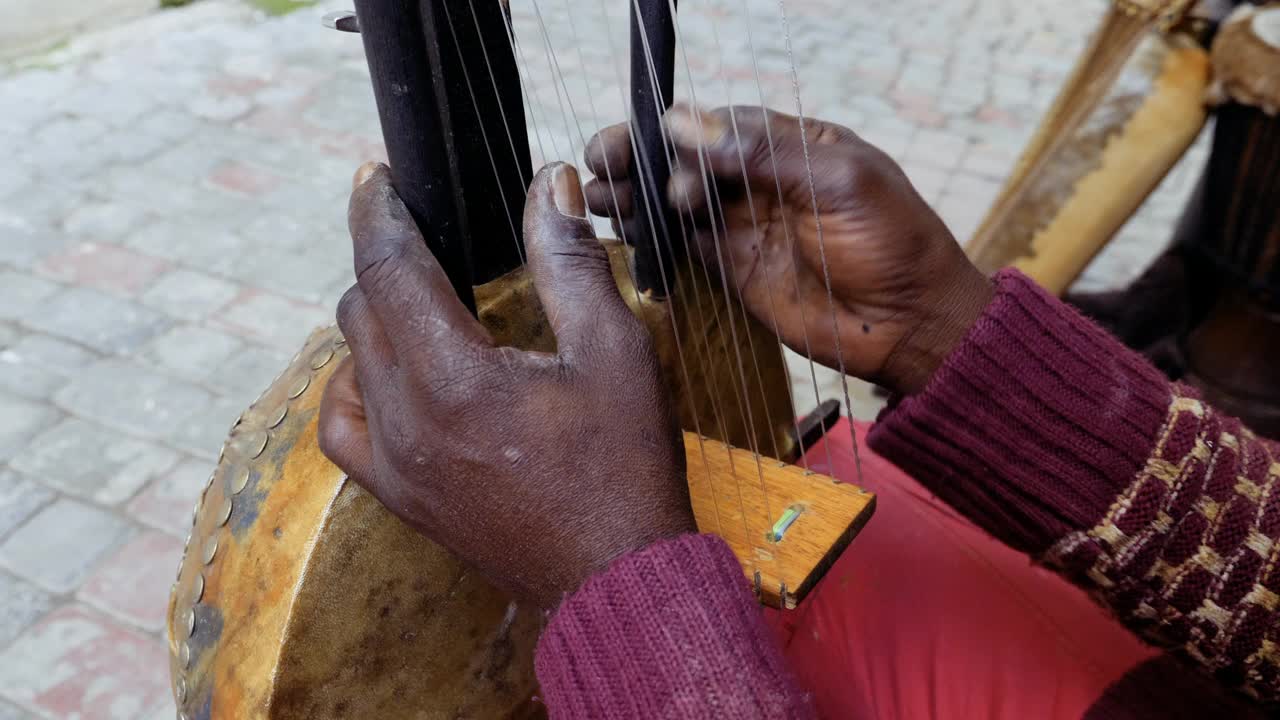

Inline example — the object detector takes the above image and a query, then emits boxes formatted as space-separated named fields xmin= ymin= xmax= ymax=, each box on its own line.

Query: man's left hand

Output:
xmin=319 ymin=161 xmax=695 ymax=611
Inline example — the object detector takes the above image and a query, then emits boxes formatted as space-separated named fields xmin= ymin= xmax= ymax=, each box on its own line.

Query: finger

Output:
xmin=348 ymin=163 xmax=490 ymax=352
xmin=335 ymin=285 xmax=398 ymax=393
xmin=664 ymin=104 xmax=862 ymax=203
xmin=666 ymin=166 xmax=714 ymax=220
xmin=352 ymin=161 xmax=381 ymax=190
xmin=584 ymin=177 xmax=634 ymax=219
xmin=318 ymin=356 xmax=375 ymax=481
xmin=332 ymin=287 xmax=410 ymax=497
xmin=583 ymin=122 xmax=634 ymax=179
xmin=523 ymin=162 xmax=643 ymax=360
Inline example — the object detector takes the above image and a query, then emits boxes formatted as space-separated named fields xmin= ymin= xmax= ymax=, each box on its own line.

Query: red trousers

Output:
xmin=769 ymin=420 xmax=1156 ymax=719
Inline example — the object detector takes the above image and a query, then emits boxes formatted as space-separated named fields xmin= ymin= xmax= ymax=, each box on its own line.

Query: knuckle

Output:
xmin=422 ymin=345 xmax=507 ymax=409
xmin=387 ymin=428 xmax=424 ymax=471
xmin=356 ymin=242 xmax=413 ymax=292
xmin=584 ymin=308 xmax=655 ymax=367
xmin=837 ymin=150 xmax=890 ymax=196
xmin=835 ymin=158 xmax=863 ymax=191
xmin=745 ymin=132 xmax=773 ymax=173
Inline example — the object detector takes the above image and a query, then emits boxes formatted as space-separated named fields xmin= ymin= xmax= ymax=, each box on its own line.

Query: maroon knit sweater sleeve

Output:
xmin=534 ymin=533 xmax=816 ymax=719
xmin=869 ymin=268 xmax=1280 ymax=701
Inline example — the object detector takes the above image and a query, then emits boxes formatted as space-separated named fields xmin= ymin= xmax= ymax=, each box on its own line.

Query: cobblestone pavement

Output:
xmin=0 ymin=0 xmax=1207 ymax=716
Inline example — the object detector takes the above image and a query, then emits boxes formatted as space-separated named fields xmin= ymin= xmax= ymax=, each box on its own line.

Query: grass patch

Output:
xmin=11 ymin=39 xmax=71 ymax=71
xmin=159 ymin=0 xmax=315 ymax=15
xmin=247 ymin=0 xmax=317 ymax=15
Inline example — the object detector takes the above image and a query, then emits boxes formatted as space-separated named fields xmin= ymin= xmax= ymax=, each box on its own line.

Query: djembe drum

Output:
xmin=164 ymin=2 xmax=876 ymax=718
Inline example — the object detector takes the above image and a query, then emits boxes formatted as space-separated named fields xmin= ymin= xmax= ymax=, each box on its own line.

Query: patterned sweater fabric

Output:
xmin=534 ymin=269 xmax=1279 ymax=717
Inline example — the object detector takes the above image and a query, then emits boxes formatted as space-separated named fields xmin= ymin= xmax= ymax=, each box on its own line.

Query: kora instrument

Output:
xmin=166 ymin=1 xmax=877 ymax=717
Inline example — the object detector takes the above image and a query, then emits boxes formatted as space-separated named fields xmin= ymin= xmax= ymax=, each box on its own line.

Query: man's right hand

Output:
xmin=584 ymin=104 xmax=992 ymax=395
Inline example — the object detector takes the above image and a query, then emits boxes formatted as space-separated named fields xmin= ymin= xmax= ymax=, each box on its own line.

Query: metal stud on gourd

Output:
xmin=168 ymin=331 xmax=339 ymax=717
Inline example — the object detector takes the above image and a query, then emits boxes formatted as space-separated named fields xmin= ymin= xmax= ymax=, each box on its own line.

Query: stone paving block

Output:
xmin=905 ymin=129 xmax=971 ymax=172
xmin=961 ymin=139 xmax=1023 ymax=181
xmin=77 ymin=530 xmax=181 ymax=632
xmin=128 ymin=456 xmax=210 ymax=537
xmin=225 ymin=244 xmax=351 ymax=305
xmin=20 ymin=137 xmax=119 ymax=185
xmin=204 ymin=343 xmax=291 ymax=398
xmin=0 ymin=470 xmax=55 ymax=544
xmin=163 ymin=394 xmax=250 ymax=461
xmin=129 ymin=107 xmax=207 ymax=144
xmin=17 ymin=116 xmax=111 ymax=175
xmin=237 ymin=213 xmax=336 ymax=255
xmin=61 ymin=202 xmax=148 ymax=245
xmin=0 ymin=174 xmax=88 ymax=237
xmin=0 ymin=271 xmax=60 ymax=323
xmin=1 ymin=333 xmax=97 ymax=375
xmin=0 ymin=499 xmax=133 ymax=593
xmin=100 ymin=164 xmax=205 ymax=217
xmin=202 ymin=335 xmax=290 ymax=392
xmin=0 ymin=325 xmax=16 ymax=350
xmin=936 ymin=183 xmax=1000 ymax=244
xmin=0 ymin=350 xmax=71 ymax=401
xmin=0 ymin=604 xmax=170 ymax=720
xmin=25 ymin=286 xmax=172 ymax=355
xmin=124 ymin=217 xmax=250 ymax=272
xmin=54 ymin=359 xmax=214 ymax=441
xmin=899 ymin=163 xmax=951 ymax=207
xmin=858 ymin=122 xmax=914 ymax=163
xmin=188 ymin=93 xmax=253 ymax=122
xmin=0 ymin=699 xmax=35 ymax=720
xmin=0 ymin=571 xmax=54 ymax=650
xmin=140 ymin=268 xmax=241 ymax=321
xmin=137 ymin=138 xmax=226 ymax=184
xmin=106 ymin=126 xmax=176 ymax=166
xmin=0 ymin=394 xmax=60 ymax=464
xmin=208 ymin=160 xmax=284 ymax=197
xmin=212 ymin=290 xmax=332 ymax=350
xmin=37 ymin=242 xmax=171 ymax=298
xmin=12 ymin=418 xmax=179 ymax=505
xmin=52 ymin=82 xmax=156 ymax=130
xmin=141 ymin=696 xmax=178 ymax=720
xmin=0 ymin=333 xmax=97 ymax=400
xmin=139 ymin=325 xmax=243 ymax=382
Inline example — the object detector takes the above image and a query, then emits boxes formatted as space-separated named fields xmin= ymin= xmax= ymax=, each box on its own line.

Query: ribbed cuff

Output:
xmin=535 ymin=534 xmax=811 ymax=719
xmin=868 ymin=269 xmax=1172 ymax=553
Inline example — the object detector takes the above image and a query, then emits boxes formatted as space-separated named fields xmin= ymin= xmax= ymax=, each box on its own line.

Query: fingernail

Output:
xmin=552 ymin=164 xmax=586 ymax=218
xmin=352 ymin=162 xmax=382 ymax=188
xmin=666 ymin=105 xmax=725 ymax=148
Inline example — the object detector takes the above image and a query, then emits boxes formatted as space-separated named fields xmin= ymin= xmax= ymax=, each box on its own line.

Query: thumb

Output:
xmin=523 ymin=163 xmax=641 ymax=361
